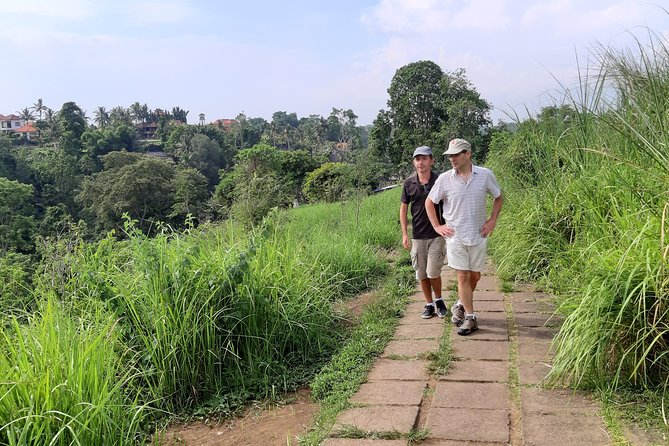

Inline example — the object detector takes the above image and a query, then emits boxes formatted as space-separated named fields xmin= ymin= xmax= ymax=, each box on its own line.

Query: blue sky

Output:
xmin=1 ymin=0 xmax=668 ymax=125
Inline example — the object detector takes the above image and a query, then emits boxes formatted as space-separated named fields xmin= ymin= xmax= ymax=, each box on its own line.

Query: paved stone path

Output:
xmin=322 ymin=261 xmax=615 ymax=446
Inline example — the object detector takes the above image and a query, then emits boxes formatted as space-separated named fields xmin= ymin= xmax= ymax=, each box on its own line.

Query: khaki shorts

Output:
xmin=411 ymin=237 xmax=446 ymax=280
xmin=447 ymin=238 xmax=487 ymax=272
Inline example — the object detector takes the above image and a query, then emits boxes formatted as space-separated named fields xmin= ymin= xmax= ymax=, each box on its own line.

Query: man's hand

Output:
xmin=402 ymin=234 xmax=411 ymax=250
xmin=481 ymin=218 xmax=497 ymax=237
xmin=434 ymin=224 xmax=455 ymax=238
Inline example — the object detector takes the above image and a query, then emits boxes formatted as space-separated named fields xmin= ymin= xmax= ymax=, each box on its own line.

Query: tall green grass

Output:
xmin=487 ymin=25 xmax=669 ymax=402
xmin=0 ymin=298 xmax=150 ymax=445
xmin=0 ymin=188 xmax=402 ymax=443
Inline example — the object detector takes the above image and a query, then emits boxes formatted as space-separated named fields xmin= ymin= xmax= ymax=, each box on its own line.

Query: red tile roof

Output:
xmin=15 ymin=123 xmax=37 ymax=133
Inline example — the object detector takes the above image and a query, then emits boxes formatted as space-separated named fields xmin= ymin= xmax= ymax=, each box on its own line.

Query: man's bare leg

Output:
xmin=457 ymin=270 xmax=474 ymax=314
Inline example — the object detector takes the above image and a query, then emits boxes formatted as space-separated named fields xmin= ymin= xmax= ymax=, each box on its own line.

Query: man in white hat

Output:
xmin=400 ymin=145 xmax=448 ymax=319
xmin=425 ymin=138 xmax=503 ymax=335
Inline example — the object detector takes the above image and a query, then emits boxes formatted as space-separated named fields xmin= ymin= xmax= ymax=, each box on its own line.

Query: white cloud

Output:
xmin=521 ymin=0 xmax=646 ymax=32
xmin=0 ymin=0 xmax=95 ymax=20
xmin=451 ymin=0 xmax=512 ymax=31
xmin=361 ymin=0 xmax=512 ymax=34
xmin=123 ymin=1 xmax=200 ymax=25
xmin=361 ymin=0 xmax=451 ymax=34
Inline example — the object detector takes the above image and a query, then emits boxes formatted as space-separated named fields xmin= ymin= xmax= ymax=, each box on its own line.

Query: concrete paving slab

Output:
xmin=517 ymin=340 xmax=554 ymax=362
xmin=521 ymin=388 xmax=601 ymax=415
xmin=394 ymin=322 xmax=444 ymax=339
xmin=474 ymin=300 xmax=505 ymax=312
xmin=333 ymin=405 xmax=419 ymax=434
xmin=518 ymin=361 xmax=552 ymax=385
xmin=475 ymin=276 xmax=499 ymax=291
xmin=451 ymin=340 xmax=509 ymax=361
xmin=514 ymin=313 xmax=561 ymax=328
xmin=366 ymin=359 xmax=429 ymax=381
xmin=432 ymin=382 xmax=508 ymax=410
xmin=472 ymin=290 xmax=504 ymax=301
xmin=398 ymin=314 xmax=446 ymax=326
xmin=522 ymin=413 xmax=611 ymax=445
xmin=510 ymin=291 xmax=553 ymax=301
xmin=351 ymin=381 xmax=426 ymax=406
xmin=482 ymin=259 xmax=497 ymax=275
xmin=476 ymin=311 xmax=508 ymax=326
xmin=419 ymin=440 xmax=504 ymax=446
xmin=511 ymin=283 xmax=539 ymax=292
xmin=459 ymin=324 xmax=508 ymax=341
xmin=511 ymin=300 xmax=555 ymax=313
xmin=425 ymin=408 xmax=509 ymax=443
xmin=405 ymin=301 xmax=435 ymax=315
xmin=440 ymin=360 xmax=509 ymax=383
xmin=382 ymin=339 xmax=437 ymax=358
xmin=322 ymin=440 xmax=407 ymax=446
xmin=516 ymin=326 xmax=559 ymax=341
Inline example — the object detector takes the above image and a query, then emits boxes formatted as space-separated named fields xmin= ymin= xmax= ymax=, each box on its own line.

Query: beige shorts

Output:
xmin=447 ymin=238 xmax=487 ymax=272
xmin=411 ymin=237 xmax=446 ymax=280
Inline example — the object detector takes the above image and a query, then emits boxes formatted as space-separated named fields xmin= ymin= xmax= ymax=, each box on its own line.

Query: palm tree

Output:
xmin=32 ymin=98 xmax=44 ymax=120
xmin=17 ymin=107 xmax=35 ymax=123
xmin=110 ymin=106 xmax=132 ymax=126
xmin=94 ymin=106 xmax=110 ymax=128
xmin=171 ymin=106 xmax=189 ymax=124
xmin=41 ymin=107 xmax=57 ymax=144
xmin=130 ymin=102 xmax=143 ymax=124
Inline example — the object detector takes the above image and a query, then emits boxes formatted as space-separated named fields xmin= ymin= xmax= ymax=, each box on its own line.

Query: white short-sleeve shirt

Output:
xmin=428 ymin=165 xmax=501 ymax=246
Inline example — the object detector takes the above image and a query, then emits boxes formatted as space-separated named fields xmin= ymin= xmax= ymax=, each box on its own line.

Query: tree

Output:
xmin=32 ymin=98 xmax=44 ymax=120
xmin=81 ymin=125 xmax=138 ymax=172
xmin=57 ymin=102 xmax=88 ymax=158
xmin=13 ymin=146 xmax=81 ymax=215
xmin=171 ymin=106 xmax=189 ymax=124
xmin=93 ymin=106 xmax=110 ymax=128
xmin=130 ymin=102 xmax=144 ymax=124
xmin=17 ymin=107 xmax=35 ymax=123
xmin=269 ymin=111 xmax=298 ymax=149
xmin=170 ymin=167 xmax=209 ymax=222
xmin=0 ymin=134 xmax=16 ymax=179
xmin=297 ymin=114 xmax=327 ymax=156
xmin=0 ymin=177 xmax=36 ymax=254
xmin=187 ymin=134 xmax=222 ymax=188
xmin=371 ymin=60 xmax=491 ymax=168
xmin=77 ymin=152 xmax=177 ymax=233
xmin=302 ymin=162 xmax=354 ymax=203
xmin=36 ymin=107 xmax=58 ymax=143
xmin=109 ymin=106 xmax=133 ymax=127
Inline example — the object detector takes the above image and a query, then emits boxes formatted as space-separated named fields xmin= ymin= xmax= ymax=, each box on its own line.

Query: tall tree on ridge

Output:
xmin=32 ymin=98 xmax=44 ymax=121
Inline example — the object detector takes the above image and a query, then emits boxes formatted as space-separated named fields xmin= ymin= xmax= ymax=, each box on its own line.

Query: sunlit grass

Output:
xmin=486 ymin=22 xmax=669 ymax=431
xmin=1 ymin=188 xmax=403 ymax=443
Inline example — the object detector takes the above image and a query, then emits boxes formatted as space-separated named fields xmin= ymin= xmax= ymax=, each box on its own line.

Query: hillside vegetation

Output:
xmin=487 ymin=29 xmax=669 ymax=429
xmin=0 ymin=190 xmax=401 ymax=445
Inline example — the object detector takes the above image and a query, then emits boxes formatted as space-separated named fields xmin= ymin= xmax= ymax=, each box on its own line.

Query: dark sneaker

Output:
xmin=451 ymin=302 xmax=465 ymax=326
xmin=435 ymin=299 xmax=448 ymax=318
xmin=421 ymin=304 xmax=436 ymax=319
xmin=457 ymin=315 xmax=478 ymax=336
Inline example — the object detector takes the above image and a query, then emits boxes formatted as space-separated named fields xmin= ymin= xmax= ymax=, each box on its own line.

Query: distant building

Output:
xmin=136 ymin=122 xmax=159 ymax=140
xmin=0 ymin=114 xmax=24 ymax=135
xmin=212 ymin=118 xmax=237 ymax=131
xmin=135 ymin=120 xmax=184 ymax=140
xmin=14 ymin=122 xmax=37 ymax=141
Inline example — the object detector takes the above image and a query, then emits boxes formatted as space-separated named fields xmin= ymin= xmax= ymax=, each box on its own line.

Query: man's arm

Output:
xmin=426 ymin=197 xmax=453 ymax=237
xmin=481 ymin=194 xmax=503 ymax=237
xmin=400 ymin=202 xmax=410 ymax=249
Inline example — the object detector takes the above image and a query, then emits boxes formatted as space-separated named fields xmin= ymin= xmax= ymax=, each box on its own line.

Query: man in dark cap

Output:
xmin=400 ymin=145 xmax=447 ymax=319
